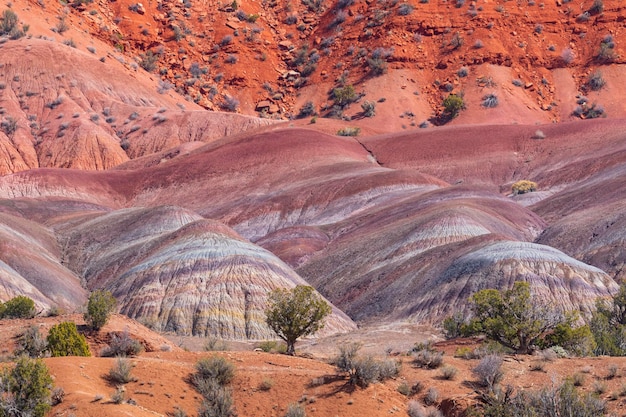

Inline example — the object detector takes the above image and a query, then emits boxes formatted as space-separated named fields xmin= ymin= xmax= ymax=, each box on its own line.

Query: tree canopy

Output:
xmin=84 ymin=290 xmax=116 ymax=331
xmin=265 ymin=285 xmax=331 ymax=355
xmin=464 ymin=281 xmax=584 ymax=354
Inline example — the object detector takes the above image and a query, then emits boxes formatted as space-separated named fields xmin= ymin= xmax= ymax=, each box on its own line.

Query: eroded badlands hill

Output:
xmin=0 ymin=118 xmax=624 ymax=332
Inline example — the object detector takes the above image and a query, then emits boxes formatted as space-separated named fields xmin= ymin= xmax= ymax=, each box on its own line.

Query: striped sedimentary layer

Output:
xmin=56 ymin=206 xmax=355 ymax=338
xmin=0 ymin=212 xmax=87 ymax=311
xmin=0 ymin=123 xmax=623 ymax=330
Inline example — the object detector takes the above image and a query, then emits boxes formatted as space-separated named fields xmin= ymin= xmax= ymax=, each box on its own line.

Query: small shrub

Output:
xmin=593 ymin=381 xmax=607 ymax=395
xmin=588 ymin=0 xmax=603 ymax=14
xmin=332 ymin=85 xmax=357 ymax=107
xmin=481 ymin=93 xmax=498 ymax=108
xmin=407 ymin=401 xmax=423 ymax=417
xmin=1 ymin=295 xmax=36 ymax=318
xmin=16 ymin=325 xmax=47 ymax=358
xmin=484 ymin=381 xmax=606 ymax=417
xmin=424 ymin=387 xmax=439 ymax=405
xmin=195 ymin=356 xmax=235 ymax=386
xmin=574 ymin=103 xmax=606 ymax=119
xmin=457 ymin=67 xmax=469 ymax=77
xmin=378 ymin=358 xmax=401 ymax=379
xmin=1 ymin=9 xmax=19 ymax=35
xmin=204 ymin=337 xmax=229 ymax=351
xmin=55 ymin=15 xmax=68 ymax=34
xmin=397 ymin=3 xmax=414 ymax=15
xmin=221 ymin=96 xmax=239 ymax=112
xmin=0 ymin=356 xmax=53 ymax=417
xmin=560 ymin=48 xmax=575 ymax=65
xmin=397 ymin=381 xmax=411 ymax=396
xmin=139 ymin=51 xmax=159 ymax=72
xmin=285 ymin=402 xmax=306 ymax=417
xmin=606 ymin=364 xmax=619 ymax=380
xmin=258 ymin=378 xmax=274 ymax=391
xmin=46 ymin=306 xmax=63 ymax=317
xmin=454 ymin=347 xmax=476 ymax=359
xmin=197 ymin=383 xmax=234 ymax=417
xmin=441 ymin=94 xmax=464 ymax=121
xmin=532 ymin=129 xmax=545 ymax=139
xmin=571 ymin=372 xmax=585 ymax=386
xmin=220 ymin=35 xmax=232 ymax=46
xmin=412 ymin=348 xmax=444 ymax=369
xmin=111 ymin=386 xmax=126 ymax=404
xmin=511 ymin=180 xmax=537 ymax=195
xmin=84 ymin=290 xmax=116 ymax=331
xmin=101 ymin=330 xmax=143 ymax=357
xmin=0 ymin=116 xmax=18 ymax=137
xmin=51 ymin=386 xmax=65 ymax=405
xmin=298 ymin=102 xmax=316 ymax=118
xmin=537 ymin=348 xmax=558 ymax=362
xmin=440 ymin=365 xmax=458 ymax=380
xmin=107 ymin=357 xmax=136 ymax=384
xmin=529 ymin=360 xmax=545 ymax=371
xmin=337 ymin=127 xmax=360 ymax=136
xmin=257 ymin=340 xmax=278 ymax=352
xmin=472 ymin=354 xmax=503 ymax=391
xmin=597 ymin=35 xmax=616 ymax=62
xmin=334 ymin=343 xmax=398 ymax=387
xmin=449 ymin=32 xmax=463 ymax=50
xmin=169 ymin=406 xmax=188 ymax=417
xmin=47 ymin=322 xmax=91 ymax=357
xmin=586 ymin=71 xmax=605 ymax=91
xmin=361 ymin=101 xmax=376 ymax=117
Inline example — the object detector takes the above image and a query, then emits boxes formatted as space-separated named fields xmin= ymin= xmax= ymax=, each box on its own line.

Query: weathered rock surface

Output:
xmin=53 ymin=206 xmax=355 ymax=338
xmin=0 ymin=40 xmax=277 ymax=175
xmin=0 ymin=212 xmax=87 ymax=311
xmin=0 ymin=122 xmax=624 ymax=331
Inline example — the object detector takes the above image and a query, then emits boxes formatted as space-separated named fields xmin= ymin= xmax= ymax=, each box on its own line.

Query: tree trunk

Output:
xmin=286 ymin=341 xmax=295 ymax=355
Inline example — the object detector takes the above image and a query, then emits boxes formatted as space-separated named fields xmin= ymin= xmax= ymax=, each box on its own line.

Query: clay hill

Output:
xmin=1 ymin=0 xmax=626 ymax=415
xmin=0 ymin=114 xmax=625 ymax=335
xmin=0 ymin=0 xmax=625 ymax=340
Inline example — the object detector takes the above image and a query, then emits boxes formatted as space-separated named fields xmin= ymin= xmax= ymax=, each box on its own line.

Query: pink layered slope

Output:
xmin=0 ymin=40 xmax=275 ymax=175
xmin=0 ymin=120 xmax=624 ymax=333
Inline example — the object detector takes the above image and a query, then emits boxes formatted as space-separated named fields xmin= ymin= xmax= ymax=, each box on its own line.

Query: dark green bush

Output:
xmin=84 ymin=290 xmax=116 ymax=331
xmin=590 ymin=282 xmax=626 ymax=355
xmin=441 ymin=94 xmax=464 ymax=122
xmin=1 ymin=295 xmax=36 ymax=319
xmin=332 ymin=85 xmax=357 ymax=107
xmin=0 ymin=356 xmax=53 ymax=417
xmin=47 ymin=321 xmax=91 ymax=357
xmin=458 ymin=282 xmax=584 ymax=354
xmin=0 ymin=9 xmax=26 ymax=38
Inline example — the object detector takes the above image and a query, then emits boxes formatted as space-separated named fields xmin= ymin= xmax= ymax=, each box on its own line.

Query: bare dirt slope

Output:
xmin=5 ymin=317 xmax=626 ymax=417
xmin=0 ymin=39 xmax=278 ymax=175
